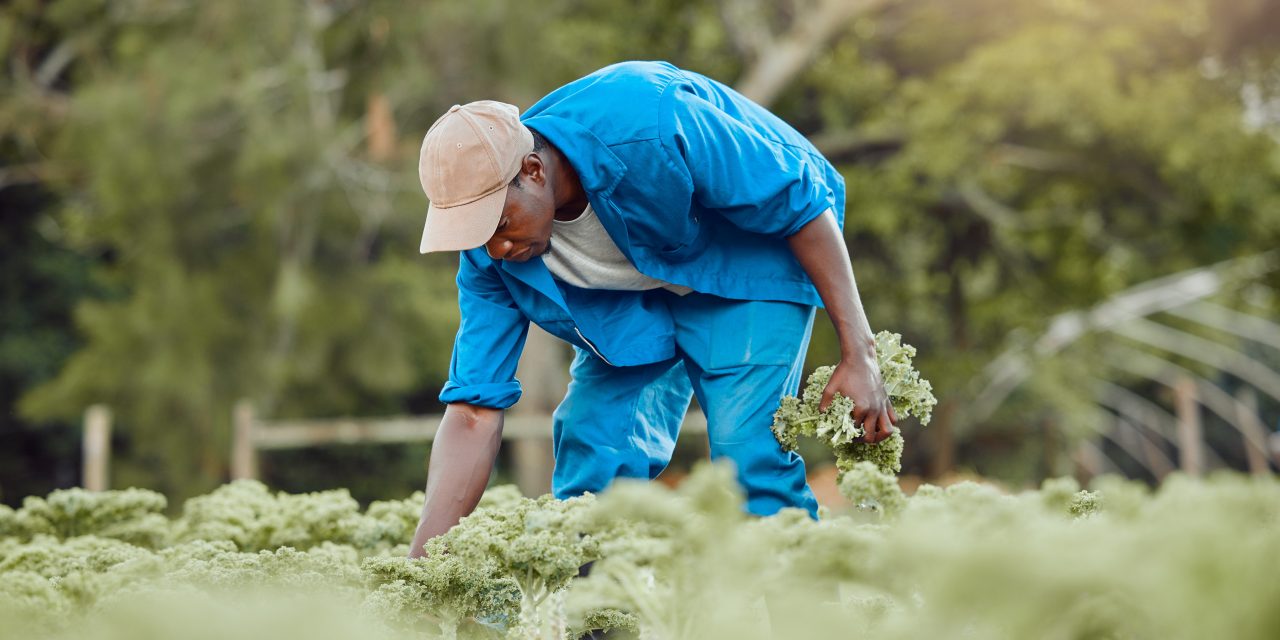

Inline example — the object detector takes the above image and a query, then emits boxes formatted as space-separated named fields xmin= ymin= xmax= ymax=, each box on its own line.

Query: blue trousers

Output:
xmin=550 ymin=291 xmax=819 ymax=517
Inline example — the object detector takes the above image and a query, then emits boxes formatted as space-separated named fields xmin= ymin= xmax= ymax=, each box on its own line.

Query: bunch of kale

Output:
xmin=771 ymin=331 xmax=936 ymax=477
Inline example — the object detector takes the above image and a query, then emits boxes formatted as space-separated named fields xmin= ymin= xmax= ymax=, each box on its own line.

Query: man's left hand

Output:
xmin=818 ymin=356 xmax=899 ymax=444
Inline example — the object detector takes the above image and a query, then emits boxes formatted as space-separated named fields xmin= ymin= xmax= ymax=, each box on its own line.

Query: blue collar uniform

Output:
xmin=438 ymin=62 xmax=846 ymax=517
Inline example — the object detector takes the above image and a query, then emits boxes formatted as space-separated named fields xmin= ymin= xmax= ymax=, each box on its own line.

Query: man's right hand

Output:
xmin=407 ymin=403 xmax=505 ymax=559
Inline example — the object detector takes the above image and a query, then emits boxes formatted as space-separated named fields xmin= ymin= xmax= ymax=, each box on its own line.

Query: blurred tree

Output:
xmin=790 ymin=0 xmax=1280 ymax=478
xmin=0 ymin=170 xmax=96 ymax=504
xmin=7 ymin=1 xmax=468 ymax=499
xmin=0 ymin=0 xmax=113 ymax=504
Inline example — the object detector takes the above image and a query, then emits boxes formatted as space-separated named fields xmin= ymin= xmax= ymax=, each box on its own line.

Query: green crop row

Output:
xmin=2 ymin=465 xmax=1278 ymax=640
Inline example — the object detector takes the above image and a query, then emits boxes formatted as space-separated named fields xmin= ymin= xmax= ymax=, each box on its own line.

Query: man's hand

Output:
xmin=819 ymin=355 xmax=899 ymax=444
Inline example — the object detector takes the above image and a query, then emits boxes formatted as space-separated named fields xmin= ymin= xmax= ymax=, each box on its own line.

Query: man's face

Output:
xmin=484 ymin=158 xmax=554 ymax=262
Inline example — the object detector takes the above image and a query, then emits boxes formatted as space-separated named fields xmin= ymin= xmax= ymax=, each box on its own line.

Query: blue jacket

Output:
xmin=439 ymin=61 xmax=846 ymax=409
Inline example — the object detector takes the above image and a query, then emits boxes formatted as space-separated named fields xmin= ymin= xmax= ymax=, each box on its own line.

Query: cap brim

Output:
xmin=419 ymin=186 xmax=508 ymax=253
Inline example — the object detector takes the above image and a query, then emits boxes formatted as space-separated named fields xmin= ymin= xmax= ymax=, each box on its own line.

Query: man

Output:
xmin=408 ymin=61 xmax=896 ymax=557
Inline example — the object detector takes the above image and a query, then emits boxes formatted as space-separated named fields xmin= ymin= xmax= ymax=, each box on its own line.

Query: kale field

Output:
xmin=3 ymin=332 xmax=1276 ymax=639
xmin=2 ymin=467 xmax=1278 ymax=640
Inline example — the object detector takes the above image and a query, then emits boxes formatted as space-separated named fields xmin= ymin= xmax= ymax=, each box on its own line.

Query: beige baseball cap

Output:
xmin=418 ymin=100 xmax=534 ymax=253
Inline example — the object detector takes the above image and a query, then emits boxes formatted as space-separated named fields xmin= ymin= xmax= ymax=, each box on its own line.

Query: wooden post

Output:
xmin=1235 ymin=387 xmax=1269 ymax=475
xmin=510 ymin=325 xmax=565 ymax=497
xmin=1135 ymin=421 xmax=1173 ymax=482
xmin=82 ymin=405 xmax=112 ymax=491
xmin=1040 ymin=418 xmax=1059 ymax=482
xmin=1072 ymin=439 xmax=1104 ymax=486
xmin=232 ymin=399 xmax=258 ymax=480
xmin=1173 ymin=377 xmax=1204 ymax=476
xmin=928 ymin=401 xmax=957 ymax=479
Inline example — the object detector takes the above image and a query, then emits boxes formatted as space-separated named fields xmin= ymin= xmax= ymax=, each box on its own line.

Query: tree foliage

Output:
xmin=1 ymin=0 xmax=1277 ymax=496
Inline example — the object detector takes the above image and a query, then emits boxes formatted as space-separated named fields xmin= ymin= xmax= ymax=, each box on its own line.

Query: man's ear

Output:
xmin=522 ymin=153 xmax=546 ymax=187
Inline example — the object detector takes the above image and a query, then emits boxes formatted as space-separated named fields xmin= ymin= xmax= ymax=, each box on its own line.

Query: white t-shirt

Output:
xmin=543 ymin=205 xmax=692 ymax=295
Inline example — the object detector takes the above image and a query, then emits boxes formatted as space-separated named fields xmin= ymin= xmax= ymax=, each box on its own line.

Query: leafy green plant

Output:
xmin=442 ymin=494 xmax=600 ymax=639
xmin=772 ymin=331 xmax=936 ymax=476
xmin=363 ymin=539 xmax=518 ymax=640
xmin=8 ymin=488 xmax=169 ymax=548
xmin=174 ymin=480 xmax=366 ymax=552
xmin=837 ymin=461 xmax=908 ymax=517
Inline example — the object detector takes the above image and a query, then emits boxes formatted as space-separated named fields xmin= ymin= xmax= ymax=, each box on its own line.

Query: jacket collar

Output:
xmin=522 ymin=115 xmax=627 ymax=197
xmin=498 ymin=255 xmax=570 ymax=313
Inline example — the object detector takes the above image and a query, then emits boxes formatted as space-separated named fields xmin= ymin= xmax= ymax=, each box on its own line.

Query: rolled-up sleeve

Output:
xmin=661 ymin=87 xmax=836 ymax=238
xmin=438 ymin=251 xmax=529 ymax=409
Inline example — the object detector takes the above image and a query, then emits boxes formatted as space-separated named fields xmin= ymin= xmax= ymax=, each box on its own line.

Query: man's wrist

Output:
xmin=838 ymin=332 xmax=877 ymax=360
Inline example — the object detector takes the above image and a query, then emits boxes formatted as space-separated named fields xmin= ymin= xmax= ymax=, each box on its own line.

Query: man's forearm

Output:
xmin=788 ymin=208 xmax=898 ymax=439
xmin=407 ymin=403 xmax=504 ymax=558
xmin=787 ymin=209 xmax=875 ymax=358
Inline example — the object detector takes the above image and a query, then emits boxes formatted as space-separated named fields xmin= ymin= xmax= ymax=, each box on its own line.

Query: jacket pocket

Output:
xmin=655 ymin=210 xmax=710 ymax=263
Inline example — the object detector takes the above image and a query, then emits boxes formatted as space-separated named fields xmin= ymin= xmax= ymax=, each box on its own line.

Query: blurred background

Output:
xmin=2 ymin=0 xmax=1278 ymax=508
